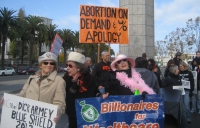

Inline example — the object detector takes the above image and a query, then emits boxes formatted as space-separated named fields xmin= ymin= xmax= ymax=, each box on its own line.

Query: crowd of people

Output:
xmin=1 ymin=50 xmax=200 ymax=128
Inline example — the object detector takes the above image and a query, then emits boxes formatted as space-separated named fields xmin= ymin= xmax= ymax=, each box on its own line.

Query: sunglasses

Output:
xmin=117 ymin=59 xmax=127 ymax=64
xmin=43 ymin=62 xmax=56 ymax=65
xmin=66 ymin=64 xmax=74 ymax=68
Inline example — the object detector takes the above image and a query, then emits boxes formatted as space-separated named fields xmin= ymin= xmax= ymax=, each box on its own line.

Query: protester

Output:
xmin=191 ymin=58 xmax=200 ymax=114
xmin=0 ymin=52 xmax=66 ymax=123
xmin=148 ymin=62 xmax=162 ymax=87
xmin=196 ymin=61 xmax=200 ymax=115
xmin=91 ymin=51 xmax=115 ymax=95
xmin=62 ymin=52 xmax=98 ymax=128
xmin=162 ymin=65 xmax=188 ymax=128
xmin=110 ymin=54 xmax=155 ymax=96
xmin=164 ymin=59 xmax=175 ymax=78
xmin=85 ymin=57 xmax=92 ymax=73
xmin=191 ymin=51 xmax=200 ymax=71
xmin=173 ymin=52 xmax=182 ymax=66
xmin=134 ymin=57 xmax=160 ymax=94
xmin=179 ymin=62 xmax=194 ymax=123
xmin=142 ymin=53 xmax=147 ymax=60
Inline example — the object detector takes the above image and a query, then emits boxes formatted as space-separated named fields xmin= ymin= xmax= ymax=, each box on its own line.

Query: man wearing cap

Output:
xmin=91 ymin=51 xmax=115 ymax=95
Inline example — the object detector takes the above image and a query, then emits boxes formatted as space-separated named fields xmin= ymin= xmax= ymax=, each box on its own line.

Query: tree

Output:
xmin=25 ymin=15 xmax=44 ymax=67
xmin=0 ymin=7 xmax=17 ymax=69
xmin=186 ymin=17 xmax=200 ymax=50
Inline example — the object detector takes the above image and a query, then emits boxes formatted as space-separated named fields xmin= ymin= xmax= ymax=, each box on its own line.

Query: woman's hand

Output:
xmin=0 ymin=97 xmax=4 ymax=105
xmin=53 ymin=116 xmax=60 ymax=123
xmin=72 ymin=73 xmax=81 ymax=82
xmin=102 ymin=93 xmax=109 ymax=99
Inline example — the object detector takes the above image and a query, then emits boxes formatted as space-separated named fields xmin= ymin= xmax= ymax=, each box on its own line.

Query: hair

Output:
xmin=135 ymin=57 xmax=148 ymax=68
xmin=167 ymin=59 xmax=175 ymax=67
xmin=85 ymin=57 xmax=91 ymax=63
xmin=148 ymin=58 xmax=156 ymax=65
xmin=142 ymin=53 xmax=146 ymax=58
xmin=179 ymin=62 xmax=188 ymax=70
xmin=74 ymin=61 xmax=88 ymax=74
xmin=169 ymin=65 xmax=178 ymax=73
xmin=101 ymin=51 xmax=109 ymax=56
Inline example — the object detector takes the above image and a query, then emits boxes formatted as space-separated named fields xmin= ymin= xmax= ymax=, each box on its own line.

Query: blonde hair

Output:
xmin=179 ymin=62 xmax=188 ymax=70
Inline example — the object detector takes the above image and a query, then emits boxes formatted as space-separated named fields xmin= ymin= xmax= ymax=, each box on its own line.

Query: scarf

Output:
xmin=116 ymin=69 xmax=155 ymax=94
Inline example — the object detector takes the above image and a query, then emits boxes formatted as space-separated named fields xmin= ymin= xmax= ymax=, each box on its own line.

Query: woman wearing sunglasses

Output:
xmin=0 ymin=52 xmax=66 ymax=123
xmin=62 ymin=52 xmax=98 ymax=128
xmin=110 ymin=54 xmax=155 ymax=96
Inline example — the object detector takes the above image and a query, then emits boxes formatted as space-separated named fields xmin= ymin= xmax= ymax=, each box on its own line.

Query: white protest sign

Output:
xmin=172 ymin=80 xmax=190 ymax=95
xmin=50 ymin=34 xmax=63 ymax=56
xmin=191 ymin=71 xmax=197 ymax=94
xmin=0 ymin=93 xmax=57 ymax=128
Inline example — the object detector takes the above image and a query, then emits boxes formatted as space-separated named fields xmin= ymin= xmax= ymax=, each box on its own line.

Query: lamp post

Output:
xmin=16 ymin=38 xmax=21 ymax=73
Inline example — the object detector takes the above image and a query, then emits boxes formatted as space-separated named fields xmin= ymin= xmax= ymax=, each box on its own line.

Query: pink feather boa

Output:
xmin=116 ymin=69 xmax=155 ymax=94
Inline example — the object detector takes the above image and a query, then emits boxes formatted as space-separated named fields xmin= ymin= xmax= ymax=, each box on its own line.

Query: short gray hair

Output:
xmin=85 ymin=57 xmax=91 ymax=62
xmin=169 ymin=65 xmax=178 ymax=73
xmin=101 ymin=51 xmax=109 ymax=56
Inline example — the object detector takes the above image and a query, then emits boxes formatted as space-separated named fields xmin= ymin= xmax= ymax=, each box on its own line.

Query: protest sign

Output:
xmin=192 ymin=71 xmax=197 ymax=94
xmin=0 ymin=93 xmax=57 ymax=128
xmin=79 ymin=5 xmax=129 ymax=44
xmin=50 ymin=33 xmax=63 ymax=56
xmin=75 ymin=94 xmax=164 ymax=128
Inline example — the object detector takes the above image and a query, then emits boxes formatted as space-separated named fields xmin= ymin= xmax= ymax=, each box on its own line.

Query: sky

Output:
xmin=1 ymin=0 xmax=200 ymax=55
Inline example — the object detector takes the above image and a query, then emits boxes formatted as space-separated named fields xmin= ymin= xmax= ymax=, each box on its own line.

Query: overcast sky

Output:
xmin=1 ymin=0 xmax=200 ymax=55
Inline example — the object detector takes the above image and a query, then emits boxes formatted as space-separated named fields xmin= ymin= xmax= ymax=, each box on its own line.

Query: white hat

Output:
xmin=38 ymin=52 xmax=58 ymax=65
xmin=111 ymin=54 xmax=135 ymax=71
xmin=67 ymin=52 xmax=85 ymax=64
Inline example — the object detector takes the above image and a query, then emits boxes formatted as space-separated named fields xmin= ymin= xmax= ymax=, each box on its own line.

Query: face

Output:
xmin=174 ymin=68 xmax=179 ymax=75
xmin=102 ymin=53 xmax=110 ymax=63
xmin=86 ymin=60 xmax=92 ymax=66
xmin=117 ymin=59 xmax=129 ymax=70
xmin=197 ymin=52 xmax=200 ymax=58
xmin=177 ymin=55 xmax=181 ymax=59
xmin=40 ymin=61 xmax=56 ymax=75
xmin=193 ymin=61 xmax=197 ymax=66
xmin=66 ymin=61 xmax=79 ymax=77
xmin=179 ymin=64 xmax=185 ymax=71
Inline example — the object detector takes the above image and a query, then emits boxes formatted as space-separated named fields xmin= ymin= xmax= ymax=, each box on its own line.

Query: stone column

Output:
xmin=119 ymin=0 xmax=154 ymax=59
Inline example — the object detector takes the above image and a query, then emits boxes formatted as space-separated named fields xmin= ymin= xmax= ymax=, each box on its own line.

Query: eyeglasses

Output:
xmin=117 ymin=59 xmax=127 ymax=64
xmin=66 ymin=64 xmax=74 ymax=68
xmin=43 ymin=62 xmax=56 ymax=65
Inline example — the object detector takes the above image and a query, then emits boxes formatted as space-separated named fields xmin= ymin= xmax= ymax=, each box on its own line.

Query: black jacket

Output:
xmin=164 ymin=66 xmax=170 ymax=78
xmin=179 ymin=70 xmax=194 ymax=92
xmin=91 ymin=61 xmax=117 ymax=94
xmin=162 ymin=73 xmax=182 ymax=88
xmin=63 ymin=71 xmax=98 ymax=116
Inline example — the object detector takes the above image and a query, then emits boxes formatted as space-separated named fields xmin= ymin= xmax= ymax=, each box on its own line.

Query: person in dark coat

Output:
xmin=179 ymin=62 xmax=194 ymax=123
xmin=85 ymin=57 xmax=92 ymax=73
xmin=164 ymin=59 xmax=175 ymax=78
xmin=63 ymin=52 xmax=98 ymax=128
xmin=162 ymin=65 xmax=188 ymax=128
xmin=191 ymin=51 xmax=200 ymax=71
xmin=173 ymin=52 xmax=182 ymax=66
xmin=148 ymin=63 xmax=162 ymax=87
xmin=134 ymin=57 xmax=160 ymax=94
xmin=91 ymin=51 xmax=117 ymax=95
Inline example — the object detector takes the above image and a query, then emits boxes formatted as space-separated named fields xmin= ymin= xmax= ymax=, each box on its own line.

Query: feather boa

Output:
xmin=116 ymin=69 xmax=155 ymax=94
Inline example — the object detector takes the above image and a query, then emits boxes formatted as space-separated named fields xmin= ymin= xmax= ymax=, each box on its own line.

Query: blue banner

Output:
xmin=75 ymin=94 xmax=164 ymax=128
